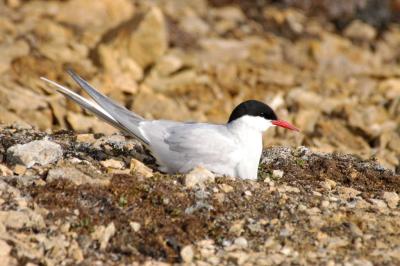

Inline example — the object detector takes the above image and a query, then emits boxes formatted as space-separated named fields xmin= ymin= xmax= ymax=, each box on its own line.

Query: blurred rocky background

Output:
xmin=1 ymin=0 xmax=400 ymax=171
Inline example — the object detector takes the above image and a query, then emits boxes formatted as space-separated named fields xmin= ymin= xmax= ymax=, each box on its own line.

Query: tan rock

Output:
xmin=0 ymin=164 xmax=13 ymax=176
xmin=91 ymin=222 xmax=116 ymax=251
xmin=0 ymin=209 xmax=45 ymax=229
xmin=127 ymin=6 xmax=168 ymax=68
xmin=47 ymin=167 xmax=110 ymax=186
xmin=100 ymin=159 xmax=124 ymax=170
xmin=180 ymin=245 xmax=194 ymax=263
xmin=130 ymin=158 xmax=153 ymax=178
xmin=185 ymin=166 xmax=215 ymax=188
xmin=344 ymin=20 xmax=377 ymax=42
xmin=56 ymin=0 xmax=134 ymax=32
xmin=382 ymin=191 xmax=399 ymax=209
xmin=337 ymin=186 xmax=361 ymax=200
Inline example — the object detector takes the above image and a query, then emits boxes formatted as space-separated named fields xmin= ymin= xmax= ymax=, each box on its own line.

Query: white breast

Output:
xmin=227 ymin=115 xmax=271 ymax=179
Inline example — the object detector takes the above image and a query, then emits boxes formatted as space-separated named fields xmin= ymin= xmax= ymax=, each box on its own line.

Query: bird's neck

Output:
xmin=227 ymin=115 xmax=273 ymax=133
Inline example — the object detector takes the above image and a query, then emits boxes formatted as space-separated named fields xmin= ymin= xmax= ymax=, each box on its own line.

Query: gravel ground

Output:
xmin=0 ymin=125 xmax=398 ymax=265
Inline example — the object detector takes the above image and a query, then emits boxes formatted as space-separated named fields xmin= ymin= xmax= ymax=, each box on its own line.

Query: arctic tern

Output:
xmin=41 ymin=70 xmax=299 ymax=180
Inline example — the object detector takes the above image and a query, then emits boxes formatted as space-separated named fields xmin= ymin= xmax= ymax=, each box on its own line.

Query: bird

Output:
xmin=41 ymin=70 xmax=299 ymax=180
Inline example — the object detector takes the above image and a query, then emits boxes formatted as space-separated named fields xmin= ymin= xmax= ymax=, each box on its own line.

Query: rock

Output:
xmin=76 ymin=133 xmax=96 ymax=144
xmin=220 ymin=184 xmax=234 ymax=193
xmin=0 ymin=209 xmax=45 ymax=229
xmin=185 ymin=166 xmax=215 ymax=188
xmin=130 ymin=158 xmax=153 ymax=178
xmin=0 ymin=240 xmax=13 ymax=266
xmin=6 ymin=140 xmax=63 ymax=168
xmin=337 ymin=186 xmax=361 ymax=200
xmin=321 ymin=179 xmax=337 ymax=191
xmin=91 ymin=222 xmax=116 ymax=251
xmin=382 ymin=192 xmax=399 ymax=209
xmin=100 ymin=159 xmax=124 ymax=170
xmin=180 ymin=245 xmax=194 ymax=263
xmin=127 ymin=6 xmax=168 ymax=68
xmin=272 ymin=169 xmax=284 ymax=179
xmin=0 ymin=164 xmax=13 ymax=176
xmin=129 ymin=222 xmax=141 ymax=232
xmin=234 ymin=237 xmax=248 ymax=249
xmin=56 ymin=0 xmax=134 ymax=33
xmin=344 ymin=20 xmax=377 ymax=42
xmin=47 ymin=167 xmax=110 ymax=186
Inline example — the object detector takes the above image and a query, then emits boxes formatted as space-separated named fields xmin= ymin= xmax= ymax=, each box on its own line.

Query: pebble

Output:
xmin=180 ymin=245 xmax=194 ymax=263
xmin=382 ymin=191 xmax=399 ymax=209
xmin=234 ymin=237 xmax=248 ymax=249
xmin=100 ymin=159 xmax=124 ymax=169
xmin=6 ymin=140 xmax=63 ymax=168
xmin=130 ymin=158 xmax=154 ymax=178
xmin=185 ymin=166 xmax=215 ymax=188
xmin=129 ymin=222 xmax=141 ymax=232
xmin=272 ymin=169 xmax=284 ymax=179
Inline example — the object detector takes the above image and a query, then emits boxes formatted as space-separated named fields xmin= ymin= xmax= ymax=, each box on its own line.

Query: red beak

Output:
xmin=272 ymin=120 xmax=299 ymax=131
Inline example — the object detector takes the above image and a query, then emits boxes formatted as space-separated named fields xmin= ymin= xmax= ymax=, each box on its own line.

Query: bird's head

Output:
xmin=228 ymin=100 xmax=299 ymax=132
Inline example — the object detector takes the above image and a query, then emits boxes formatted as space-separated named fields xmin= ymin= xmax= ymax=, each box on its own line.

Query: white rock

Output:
xmin=7 ymin=140 xmax=63 ymax=168
xmin=272 ymin=169 xmax=284 ymax=179
xmin=129 ymin=221 xmax=141 ymax=232
xmin=180 ymin=245 xmax=194 ymax=263
xmin=185 ymin=166 xmax=215 ymax=188
xmin=234 ymin=237 xmax=248 ymax=249
xmin=382 ymin=191 xmax=399 ymax=209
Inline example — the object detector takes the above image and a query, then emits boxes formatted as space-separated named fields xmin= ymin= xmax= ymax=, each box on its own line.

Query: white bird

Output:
xmin=41 ymin=70 xmax=299 ymax=180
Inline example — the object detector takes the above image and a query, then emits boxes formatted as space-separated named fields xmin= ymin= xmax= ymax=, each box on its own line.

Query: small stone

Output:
xmin=185 ymin=166 xmax=215 ymax=188
xmin=0 ymin=209 xmax=45 ymax=229
xmin=130 ymin=158 xmax=153 ymax=178
xmin=76 ymin=133 xmax=96 ymax=143
xmin=321 ymin=179 xmax=337 ymax=190
xmin=244 ymin=190 xmax=252 ymax=197
xmin=229 ymin=220 xmax=245 ymax=236
xmin=382 ymin=191 xmax=399 ymax=209
xmin=7 ymin=140 xmax=63 ymax=168
xmin=13 ymin=164 xmax=26 ymax=175
xmin=220 ymin=184 xmax=234 ymax=193
xmin=337 ymin=186 xmax=361 ymax=200
xmin=129 ymin=222 xmax=141 ymax=232
xmin=180 ymin=245 xmax=194 ymax=263
xmin=91 ymin=222 xmax=116 ymax=251
xmin=272 ymin=169 xmax=284 ymax=179
xmin=0 ymin=240 xmax=12 ymax=266
xmin=370 ymin=198 xmax=388 ymax=211
xmin=47 ymin=167 xmax=109 ymax=186
xmin=0 ymin=164 xmax=13 ymax=176
xmin=320 ymin=200 xmax=330 ymax=209
xmin=100 ymin=159 xmax=124 ymax=169
xmin=344 ymin=20 xmax=377 ymax=42
xmin=234 ymin=237 xmax=248 ymax=249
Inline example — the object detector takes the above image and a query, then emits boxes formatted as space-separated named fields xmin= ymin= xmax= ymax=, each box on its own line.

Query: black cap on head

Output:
xmin=228 ymin=100 xmax=277 ymax=123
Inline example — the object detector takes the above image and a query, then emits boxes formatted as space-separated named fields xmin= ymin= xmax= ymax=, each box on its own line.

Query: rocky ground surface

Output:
xmin=1 ymin=0 xmax=400 ymax=170
xmin=0 ymin=125 xmax=399 ymax=265
xmin=1 ymin=0 xmax=400 ymax=265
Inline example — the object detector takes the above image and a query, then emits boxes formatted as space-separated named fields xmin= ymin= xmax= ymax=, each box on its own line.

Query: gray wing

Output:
xmin=139 ymin=121 xmax=240 ymax=173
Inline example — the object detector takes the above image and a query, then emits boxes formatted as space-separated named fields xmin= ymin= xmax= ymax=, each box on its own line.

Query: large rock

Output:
xmin=127 ymin=6 xmax=168 ymax=68
xmin=7 ymin=140 xmax=63 ymax=168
